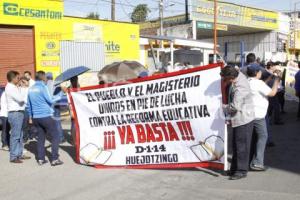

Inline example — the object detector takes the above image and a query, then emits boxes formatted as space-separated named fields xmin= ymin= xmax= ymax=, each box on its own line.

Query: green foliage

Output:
xmin=131 ymin=4 xmax=150 ymax=23
xmin=86 ymin=12 xmax=100 ymax=20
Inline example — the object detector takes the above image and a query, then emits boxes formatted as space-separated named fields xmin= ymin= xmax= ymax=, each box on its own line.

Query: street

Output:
xmin=0 ymin=0 xmax=300 ymax=199
xmin=0 ymin=101 xmax=299 ymax=200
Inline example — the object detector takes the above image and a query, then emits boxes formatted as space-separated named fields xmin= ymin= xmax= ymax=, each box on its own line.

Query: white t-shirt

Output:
xmin=5 ymin=83 xmax=27 ymax=112
xmin=29 ymin=79 xmax=35 ymax=88
xmin=248 ymin=78 xmax=272 ymax=119
xmin=0 ymin=91 xmax=8 ymax=117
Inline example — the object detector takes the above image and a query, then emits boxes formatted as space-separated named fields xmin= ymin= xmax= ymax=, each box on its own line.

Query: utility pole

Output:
xmin=294 ymin=3 xmax=296 ymax=59
xmin=185 ymin=0 xmax=189 ymax=22
xmin=159 ymin=0 xmax=164 ymax=36
xmin=111 ymin=0 xmax=115 ymax=21
xmin=293 ymin=1 xmax=300 ymax=61
xmin=213 ymin=0 xmax=218 ymax=63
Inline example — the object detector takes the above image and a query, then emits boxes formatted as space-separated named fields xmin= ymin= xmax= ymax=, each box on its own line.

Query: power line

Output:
xmin=122 ymin=0 xmax=135 ymax=7
xmin=64 ymin=0 xmax=156 ymax=9
xmin=118 ymin=0 xmax=132 ymax=19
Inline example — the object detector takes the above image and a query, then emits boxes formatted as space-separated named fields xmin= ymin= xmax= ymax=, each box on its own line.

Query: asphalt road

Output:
xmin=0 ymin=101 xmax=300 ymax=200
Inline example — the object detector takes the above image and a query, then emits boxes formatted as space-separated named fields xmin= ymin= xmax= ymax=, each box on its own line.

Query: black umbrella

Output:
xmin=54 ymin=66 xmax=90 ymax=86
xmin=98 ymin=61 xmax=148 ymax=83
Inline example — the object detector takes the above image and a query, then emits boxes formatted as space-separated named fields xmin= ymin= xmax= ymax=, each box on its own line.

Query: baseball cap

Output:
xmin=248 ymin=64 xmax=262 ymax=72
xmin=138 ymin=71 xmax=148 ymax=78
xmin=46 ymin=72 xmax=53 ymax=79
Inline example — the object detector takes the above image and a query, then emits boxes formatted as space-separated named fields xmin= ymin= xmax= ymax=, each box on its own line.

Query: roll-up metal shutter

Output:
xmin=60 ymin=41 xmax=105 ymax=73
xmin=0 ymin=26 xmax=35 ymax=85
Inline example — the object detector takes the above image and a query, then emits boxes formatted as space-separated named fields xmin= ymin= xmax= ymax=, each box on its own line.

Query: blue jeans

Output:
xmin=33 ymin=117 xmax=60 ymax=161
xmin=54 ymin=107 xmax=64 ymax=142
xmin=1 ymin=116 xmax=10 ymax=147
xmin=251 ymin=118 xmax=268 ymax=166
xmin=8 ymin=112 xmax=24 ymax=161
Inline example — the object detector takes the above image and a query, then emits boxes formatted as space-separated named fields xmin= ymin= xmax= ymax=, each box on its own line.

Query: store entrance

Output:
xmin=0 ymin=25 xmax=35 ymax=85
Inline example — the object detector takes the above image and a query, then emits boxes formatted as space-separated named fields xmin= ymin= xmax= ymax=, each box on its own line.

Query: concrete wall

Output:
xmin=200 ymin=31 xmax=287 ymax=62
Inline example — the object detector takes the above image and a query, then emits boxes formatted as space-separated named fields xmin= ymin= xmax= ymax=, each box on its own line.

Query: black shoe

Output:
xmin=229 ymin=173 xmax=247 ymax=180
xmin=51 ymin=159 xmax=64 ymax=166
xmin=267 ymin=142 xmax=275 ymax=147
xmin=250 ymin=165 xmax=268 ymax=171
xmin=37 ymin=160 xmax=48 ymax=166
xmin=60 ymin=139 xmax=67 ymax=144
xmin=10 ymin=159 xmax=23 ymax=164
xmin=223 ymin=171 xmax=234 ymax=176
xmin=274 ymin=121 xmax=284 ymax=125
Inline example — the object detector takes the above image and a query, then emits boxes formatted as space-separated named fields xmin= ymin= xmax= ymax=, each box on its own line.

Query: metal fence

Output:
xmin=60 ymin=41 xmax=105 ymax=72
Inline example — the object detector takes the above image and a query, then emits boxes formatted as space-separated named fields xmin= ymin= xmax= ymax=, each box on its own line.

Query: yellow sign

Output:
xmin=73 ymin=23 xmax=103 ymax=42
xmin=196 ymin=4 xmax=238 ymax=18
xmin=139 ymin=14 xmax=187 ymax=30
xmin=191 ymin=0 xmax=279 ymax=30
xmin=242 ymin=7 xmax=278 ymax=30
xmin=216 ymin=24 xmax=228 ymax=31
xmin=191 ymin=0 xmax=243 ymax=26
xmin=1 ymin=0 xmax=63 ymax=21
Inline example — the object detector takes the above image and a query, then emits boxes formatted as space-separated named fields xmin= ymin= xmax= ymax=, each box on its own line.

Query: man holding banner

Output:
xmin=221 ymin=66 xmax=255 ymax=180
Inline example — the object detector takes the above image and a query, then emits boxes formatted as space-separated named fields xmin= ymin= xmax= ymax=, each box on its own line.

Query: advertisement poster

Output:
xmin=69 ymin=64 xmax=227 ymax=169
xmin=285 ymin=66 xmax=299 ymax=102
xmin=191 ymin=0 xmax=278 ymax=30
xmin=73 ymin=23 xmax=103 ymax=42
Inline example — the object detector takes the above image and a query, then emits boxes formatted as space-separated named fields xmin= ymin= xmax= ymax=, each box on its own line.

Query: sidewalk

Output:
xmin=0 ymin=102 xmax=299 ymax=200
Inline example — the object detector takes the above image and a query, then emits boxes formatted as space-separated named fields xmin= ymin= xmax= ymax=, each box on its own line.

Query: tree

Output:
xmin=86 ymin=12 xmax=100 ymax=20
xmin=131 ymin=4 xmax=150 ymax=23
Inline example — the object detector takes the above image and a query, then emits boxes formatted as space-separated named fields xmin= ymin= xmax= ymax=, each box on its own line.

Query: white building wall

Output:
xmin=200 ymin=31 xmax=284 ymax=62
xmin=278 ymin=13 xmax=290 ymax=35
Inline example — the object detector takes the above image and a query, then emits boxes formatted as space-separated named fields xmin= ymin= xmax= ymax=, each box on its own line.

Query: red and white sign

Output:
xmin=69 ymin=64 xmax=227 ymax=169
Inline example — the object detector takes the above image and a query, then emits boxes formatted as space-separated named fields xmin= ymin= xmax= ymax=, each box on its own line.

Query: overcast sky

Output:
xmin=64 ymin=0 xmax=298 ymax=21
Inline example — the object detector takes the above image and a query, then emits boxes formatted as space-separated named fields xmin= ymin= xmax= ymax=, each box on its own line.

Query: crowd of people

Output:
xmin=0 ymin=55 xmax=299 ymax=174
xmin=220 ymin=53 xmax=292 ymax=180
xmin=0 ymin=70 xmax=78 ymax=166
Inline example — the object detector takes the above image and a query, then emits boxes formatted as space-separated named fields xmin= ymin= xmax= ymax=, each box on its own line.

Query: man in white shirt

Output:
xmin=0 ymin=90 xmax=10 ymax=151
xmin=5 ymin=70 xmax=31 ymax=163
xmin=247 ymin=65 xmax=280 ymax=171
xmin=24 ymin=71 xmax=35 ymax=88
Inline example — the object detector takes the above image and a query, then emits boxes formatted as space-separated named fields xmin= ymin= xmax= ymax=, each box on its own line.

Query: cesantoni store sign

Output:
xmin=191 ymin=0 xmax=278 ymax=30
xmin=2 ymin=0 xmax=63 ymax=20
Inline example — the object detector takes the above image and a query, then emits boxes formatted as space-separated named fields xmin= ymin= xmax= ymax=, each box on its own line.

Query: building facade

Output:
xmin=0 ymin=0 xmax=140 ymax=85
xmin=140 ymin=0 xmax=290 ymax=66
xmin=287 ymin=11 xmax=300 ymax=61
